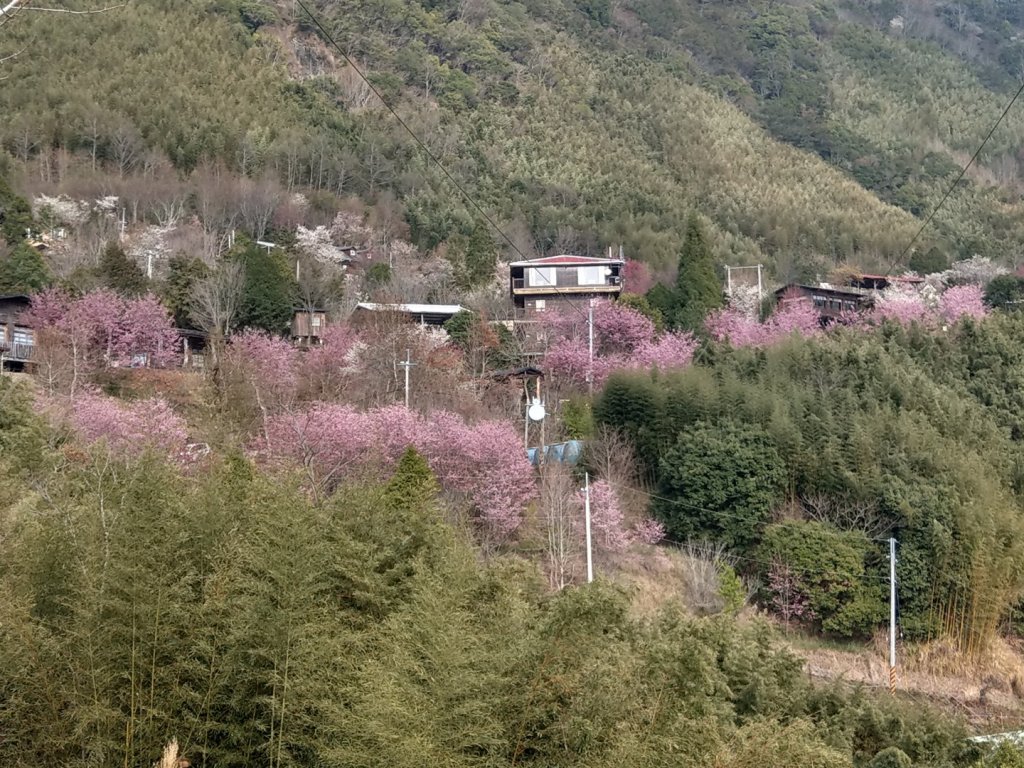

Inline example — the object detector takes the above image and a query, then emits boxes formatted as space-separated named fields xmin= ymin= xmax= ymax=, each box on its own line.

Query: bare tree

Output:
xmin=801 ymin=493 xmax=890 ymax=538
xmin=237 ymin=177 xmax=282 ymax=241
xmin=539 ymin=464 xmax=581 ymax=590
xmin=189 ymin=261 xmax=244 ymax=373
xmin=109 ymin=121 xmax=141 ymax=178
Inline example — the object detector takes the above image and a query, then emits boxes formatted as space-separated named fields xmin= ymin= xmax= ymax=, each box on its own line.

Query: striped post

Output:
xmin=889 ymin=665 xmax=897 ymax=696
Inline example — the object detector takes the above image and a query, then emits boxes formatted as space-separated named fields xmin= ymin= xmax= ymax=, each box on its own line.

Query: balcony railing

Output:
xmin=512 ymin=277 xmax=621 ymax=291
xmin=0 ymin=342 xmax=34 ymax=362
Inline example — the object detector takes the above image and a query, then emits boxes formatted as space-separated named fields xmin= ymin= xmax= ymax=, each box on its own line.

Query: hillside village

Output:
xmin=10 ymin=0 xmax=1024 ymax=766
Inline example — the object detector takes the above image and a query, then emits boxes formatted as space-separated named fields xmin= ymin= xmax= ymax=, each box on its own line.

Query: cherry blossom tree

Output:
xmin=115 ymin=293 xmax=180 ymax=367
xmin=256 ymin=404 xmax=537 ymax=540
xmin=24 ymin=289 xmax=179 ymax=392
xmin=872 ymin=285 xmax=933 ymax=326
xmin=63 ymin=392 xmax=189 ymax=463
xmin=580 ymin=479 xmax=632 ymax=553
xmin=623 ymin=260 xmax=655 ymax=294
xmin=541 ymin=300 xmax=696 ymax=388
xmin=222 ymin=329 xmax=299 ymax=443
xmin=939 ymin=284 xmax=987 ymax=324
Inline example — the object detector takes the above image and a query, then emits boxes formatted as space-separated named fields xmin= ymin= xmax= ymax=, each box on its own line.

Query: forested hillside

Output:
xmin=5 ymin=0 xmax=1024 ymax=279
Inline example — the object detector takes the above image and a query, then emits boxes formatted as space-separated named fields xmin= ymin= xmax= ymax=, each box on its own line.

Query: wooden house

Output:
xmin=509 ymin=255 xmax=623 ymax=319
xmin=0 ymin=294 xmax=34 ymax=369
xmin=292 ymin=308 xmax=328 ymax=345
xmin=774 ymin=283 xmax=874 ymax=321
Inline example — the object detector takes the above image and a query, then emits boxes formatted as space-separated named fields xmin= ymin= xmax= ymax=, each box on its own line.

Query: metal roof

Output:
xmin=509 ymin=255 xmax=624 ymax=267
xmin=354 ymin=302 xmax=468 ymax=315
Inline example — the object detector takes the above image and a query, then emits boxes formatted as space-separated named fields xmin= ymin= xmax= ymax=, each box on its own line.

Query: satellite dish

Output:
xmin=528 ymin=401 xmax=546 ymax=421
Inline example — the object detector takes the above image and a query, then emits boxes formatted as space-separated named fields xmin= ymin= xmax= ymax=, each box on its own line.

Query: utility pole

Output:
xmin=584 ymin=472 xmax=593 ymax=584
xmin=587 ymin=298 xmax=595 ymax=396
xmin=889 ymin=537 xmax=898 ymax=695
xmin=757 ymin=264 xmax=764 ymax=303
xmin=398 ymin=349 xmax=415 ymax=409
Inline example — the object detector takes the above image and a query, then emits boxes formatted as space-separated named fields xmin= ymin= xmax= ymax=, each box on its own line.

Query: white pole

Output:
xmin=726 ymin=265 xmax=732 ymax=297
xmin=403 ymin=349 xmax=411 ymax=408
xmin=587 ymin=299 xmax=594 ymax=396
xmin=757 ymin=264 xmax=764 ymax=303
xmin=147 ymin=252 xmax=153 ymax=280
xmin=584 ymin=472 xmax=593 ymax=584
xmin=889 ymin=537 xmax=897 ymax=694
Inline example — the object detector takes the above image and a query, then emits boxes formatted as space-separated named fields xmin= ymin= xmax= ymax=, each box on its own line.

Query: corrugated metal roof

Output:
xmin=509 ymin=255 xmax=624 ymax=267
xmin=355 ymin=302 xmax=468 ymax=314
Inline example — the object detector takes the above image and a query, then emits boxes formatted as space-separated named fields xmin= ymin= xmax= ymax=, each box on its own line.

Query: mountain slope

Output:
xmin=1 ymin=0 xmax=1022 ymax=278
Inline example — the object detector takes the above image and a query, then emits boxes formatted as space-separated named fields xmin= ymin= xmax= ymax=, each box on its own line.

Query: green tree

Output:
xmin=759 ymin=521 xmax=885 ymax=638
xmin=618 ymin=292 xmax=665 ymax=331
xmin=0 ymin=176 xmax=32 ymax=245
xmin=456 ymin=221 xmax=497 ymax=289
xmin=162 ymin=253 xmax=209 ymax=328
xmin=97 ymin=240 xmax=147 ymax=296
xmin=0 ymin=243 xmax=51 ymax=293
xmin=656 ymin=421 xmax=785 ymax=550
xmin=674 ymin=213 xmax=723 ymax=330
xmin=908 ymin=246 xmax=949 ymax=275
xmin=234 ymin=242 xmax=296 ymax=334
xmin=984 ymin=274 xmax=1024 ymax=311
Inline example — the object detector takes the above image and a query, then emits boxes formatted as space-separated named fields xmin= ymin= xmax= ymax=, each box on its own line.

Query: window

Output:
xmin=12 ymin=328 xmax=32 ymax=345
xmin=528 ymin=267 xmax=556 ymax=287
xmin=312 ymin=316 xmax=323 ymax=328
xmin=535 ymin=300 xmax=546 ymax=311
xmin=577 ymin=266 xmax=604 ymax=285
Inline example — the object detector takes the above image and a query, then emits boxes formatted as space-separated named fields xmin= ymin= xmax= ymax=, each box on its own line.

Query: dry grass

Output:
xmin=792 ymin=628 xmax=1024 ymax=728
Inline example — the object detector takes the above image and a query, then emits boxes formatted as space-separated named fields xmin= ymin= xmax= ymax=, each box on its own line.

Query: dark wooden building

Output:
xmin=0 ymin=294 xmax=34 ymax=369
xmin=774 ymin=283 xmax=874 ymax=320
xmin=510 ymin=255 xmax=623 ymax=319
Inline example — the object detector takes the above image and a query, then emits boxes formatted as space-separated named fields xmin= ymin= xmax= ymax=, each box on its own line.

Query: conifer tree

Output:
xmin=0 ymin=243 xmax=51 ymax=293
xmin=673 ymin=213 xmax=723 ymax=330
xmin=234 ymin=242 xmax=296 ymax=334
xmin=98 ymin=241 xmax=147 ymax=297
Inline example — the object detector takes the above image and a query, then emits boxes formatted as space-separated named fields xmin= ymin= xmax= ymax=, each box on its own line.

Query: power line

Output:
xmin=885 ymin=78 xmax=1024 ymax=277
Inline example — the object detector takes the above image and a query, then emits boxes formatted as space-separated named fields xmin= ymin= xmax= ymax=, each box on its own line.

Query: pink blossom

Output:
xmin=939 ymin=284 xmax=987 ymax=324
xmin=25 ymin=289 xmax=180 ymax=369
xmin=705 ymin=307 xmax=765 ymax=347
xmin=580 ymin=479 xmax=632 ymax=552
xmin=256 ymin=405 xmax=537 ymax=540
xmin=623 ymin=260 xmax=655 ymax=294
xmin=632 ymin=518 xmax=666 ymax=545
xmin=225 ymin=329 xmax=299 ymax=402
xmin=592 ymin=300 xmax=655 ymax=353
xmin=116 ymin=294 xmax=181 ymax=367
xmin=872 ymin=286 xmax=933 ymax=326
xmin=20 ymin=286 xmax=72 ymax=328
xmin=631 ymin=331 xmax=698 ymax=371
xmin=757 ymin=300 xmax=821 ymax=346
xmin=66 ymin=392 xmax=189 ymax=462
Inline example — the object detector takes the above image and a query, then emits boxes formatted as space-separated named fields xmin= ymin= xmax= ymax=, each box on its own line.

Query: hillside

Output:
xmin=4 ymin=0 xmax=1024 ymax=281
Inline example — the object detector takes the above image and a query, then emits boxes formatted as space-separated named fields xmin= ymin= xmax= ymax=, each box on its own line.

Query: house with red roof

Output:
xmin=509 ymin=255 xmax=623 ymax=319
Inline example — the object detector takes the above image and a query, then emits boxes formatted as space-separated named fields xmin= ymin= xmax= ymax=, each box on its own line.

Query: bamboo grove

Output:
xmin=596 ymin=313 xmax=1024 ymax=656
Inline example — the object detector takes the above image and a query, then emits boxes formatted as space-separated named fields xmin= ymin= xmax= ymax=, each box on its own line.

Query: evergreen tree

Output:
xmin=673 ymin=213 xmax=723 ymax=330
xmin=457 ymin=221 xmax=497 ymax=289
xmin=0 ymin=176 xmax=32 ymax=245
xmin=98 ymin=240 xmax=147 ymax=296
xmin=0 ymin=243 xmax=51 ymax=293
xmin=162 ymin=254 xmax=209 ymax=328
xmin=984 ymin=274 xmax=1024 ymax=311
xmin=908 ymin=246 xmax=949 ymax=275
xmin=234 ymin=242 xmax=297 ymax=334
